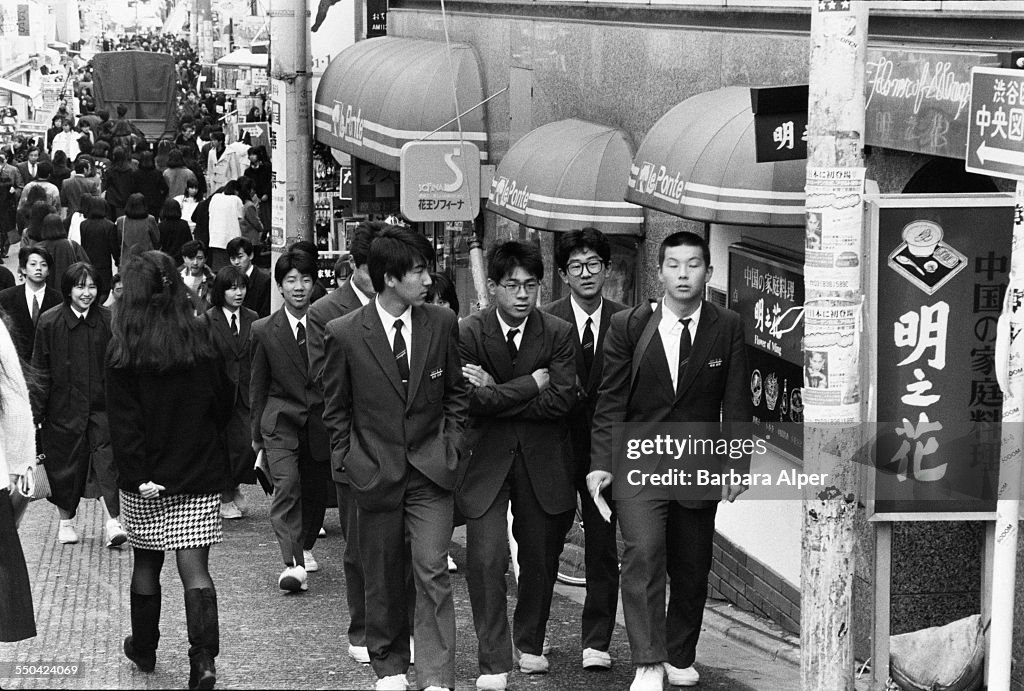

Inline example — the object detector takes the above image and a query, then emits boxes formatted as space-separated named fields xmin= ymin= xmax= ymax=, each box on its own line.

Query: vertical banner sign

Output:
xmin=728 ymin=245 xmax=804 ymax=459
xmin=871 ymin=197 xmax=1012 ymax=519
xmin=17 ymin=4 xmax=29 ymax=36
xmin=269 ymin=79 xmax=287 ymax=249
xmin=804 ymin=167 xmax=866 ymax=293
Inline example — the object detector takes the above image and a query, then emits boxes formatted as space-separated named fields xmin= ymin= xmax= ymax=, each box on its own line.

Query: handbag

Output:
xmin=16 ymin=453 xmax=51 ymax=501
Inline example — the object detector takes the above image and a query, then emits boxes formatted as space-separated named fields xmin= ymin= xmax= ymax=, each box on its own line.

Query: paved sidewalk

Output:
xmin=2 ymin=488 xmax=801 ymax=690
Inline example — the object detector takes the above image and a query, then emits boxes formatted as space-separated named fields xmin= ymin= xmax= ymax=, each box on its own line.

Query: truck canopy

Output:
xmin=91 ymin=50 xmax=177 ymax=141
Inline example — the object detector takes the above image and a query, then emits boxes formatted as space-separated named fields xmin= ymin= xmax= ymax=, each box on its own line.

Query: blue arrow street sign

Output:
xmin=966 ymin=66 xmax=1024 ymax=180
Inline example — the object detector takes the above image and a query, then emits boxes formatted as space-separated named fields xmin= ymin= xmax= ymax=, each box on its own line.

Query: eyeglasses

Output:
xmin=565 ymin=259 xmax=605 ymax=277
xmin=499 ymin=280 xmax=540 ymax=295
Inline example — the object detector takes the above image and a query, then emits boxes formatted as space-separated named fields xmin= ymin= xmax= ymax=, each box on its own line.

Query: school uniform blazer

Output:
xmin=306 ymin=278 xmax=362 ymax=388
xmin=320 ymin=302 xmax=468 ymax=512
xmin=541 ymin=296 xmax=628 ymax=479
xmin=590 ymin=300 xmax=751 ymax=505
xmin=0 ymin=284 xmax=62 ymax=362
xmin=249 ymin=308 xmax=330 ymax=461
xmin=456 ymin=306 xmax=578 ymax=519
xmin=205 ymin=306 xmax=257 ymax=410
xmin=242 ymin=266 xmax=272 ymax=319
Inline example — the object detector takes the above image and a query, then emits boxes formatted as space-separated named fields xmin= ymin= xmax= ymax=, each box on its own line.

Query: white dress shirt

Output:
xmin=658 ymin=299 xmax=701 ymax=392
xmin=351 ymin=281 xmax=372 ymax=306
xmin=376 ymin=297 xmax=412 ymax=369
xmin=25 ymin=285 xmax=46 ymax=317
xmin=569 ymin=294 xmax=602 ymax=345
xmin=283 ymin=309 xmax=307 ymax=340
xmin=496 ymin=310 xmax=527 ymax=352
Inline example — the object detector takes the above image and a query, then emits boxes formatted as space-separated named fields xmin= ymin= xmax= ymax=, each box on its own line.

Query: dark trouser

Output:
xmin=336 ymin=481 xmax=365 ymax=647
xmin=465 ymin=451 xmax=574 ymax=674
xmin=267 ymin=432 xmax=330 ymax=566
xmin=577 ymin=477 xmax=620 ymax=652
xmin=617 ymin=499 xmax=717 ymax=668
xmin=358 ymin=468 xmax=455 ymax=687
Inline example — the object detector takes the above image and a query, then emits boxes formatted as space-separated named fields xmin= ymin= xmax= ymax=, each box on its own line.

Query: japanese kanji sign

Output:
xmin=870 ymin=195 xmax=1013 ymax=520
xmin=400 ymin=141 xmax=480 ymax=222
xmin=966 ymin=67 xmax=1024 ymax=180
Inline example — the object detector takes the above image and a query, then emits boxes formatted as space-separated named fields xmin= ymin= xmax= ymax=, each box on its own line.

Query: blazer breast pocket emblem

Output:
xmin=708 ymin=358 xmax=723 ymax=368
xmin=430 ymin=368 xmax=444 ymax=380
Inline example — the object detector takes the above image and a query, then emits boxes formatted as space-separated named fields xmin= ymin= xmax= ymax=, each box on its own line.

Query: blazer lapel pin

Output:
xmin=430 ymin=367 xmax=444 ymax=380
xmin=708 ymin=358 xmax=723 ymax=368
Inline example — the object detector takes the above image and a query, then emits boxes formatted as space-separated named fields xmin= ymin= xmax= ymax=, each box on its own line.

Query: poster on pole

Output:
xmin=804 ymin=167 xmax=866 ymax=293
xmin=802 ymin=301 xmax=860 ymax=423
xmin=868 ymin=194 xmax=1012 ymax=521
xmin=269 ymin=78 xmax=287 ymax=249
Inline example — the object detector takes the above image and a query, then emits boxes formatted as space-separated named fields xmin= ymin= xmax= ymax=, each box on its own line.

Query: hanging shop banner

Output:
xmin=804 ymin=167 xmax=866 ymax=293
xmin=400 ymin=141 xmax=480 ymax=222
xmin=803 ymin=301 xmax=860 ymax=423
xmin=869 ymin=194 xmax=1013 ymax=520
xmin=865 ymin=47 xmax=999 ymax=160
xmin=269 ymin=79 xmax=287 ymax=248
xmin=728 ymin=244 xmax=804 ymax=460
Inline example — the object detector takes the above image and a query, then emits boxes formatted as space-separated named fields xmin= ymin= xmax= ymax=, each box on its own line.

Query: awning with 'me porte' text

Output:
xmin=314 ymin=36 xmax=488 ymax=172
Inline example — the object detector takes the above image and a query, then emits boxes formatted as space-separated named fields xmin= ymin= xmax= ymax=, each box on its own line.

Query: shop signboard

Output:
xmin=966 ymin=66 xmax=1024 ymax=180
xmin=238 ymin=121 xmax=269 ymax=149
xmin=399 ymin=141 xmax=480 ymax=222
xmin=869 ymin=195 xmax=1013 ymax=520
xmin=17 ymin=4 xmax=29 ymax=36
xmin=728 ymin=244 xmax=804 ymax=460
xmin=353 ymin=158 xmax=399 ymax=215
xmin=865 ymin=47 xmax=999 ymax=160
xmin=750 ymin=85 xmax=808 ymax=163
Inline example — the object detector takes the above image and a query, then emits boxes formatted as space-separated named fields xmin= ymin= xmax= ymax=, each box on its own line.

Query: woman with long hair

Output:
xmin=35 ymin=213 xmax=89 ymax=290
xmin=79 ymin=196 xmax=118 ymax=304
xmin=0 ymin=307 xmax=36 ymax=644
xmin=164 ymin=148 xmax=198 ymax=200
xmin=107 ymin=250 xmax=229 ymax=689
xmin=115 ymin=192 xmax=159 ymax=267
xmin=103 ymin=145 xmax=136 ymax=221
xmin=158 ymin=198 xmax=192 ymax=266
xmin=129 ymin=151 xmax=169 ymax=219
xmin=31 ymin=262 xmax=125 ymax=547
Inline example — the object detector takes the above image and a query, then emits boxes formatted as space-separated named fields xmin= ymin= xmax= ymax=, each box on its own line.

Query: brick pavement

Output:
xmin=2 ymin=486 xmax=801 ymax=690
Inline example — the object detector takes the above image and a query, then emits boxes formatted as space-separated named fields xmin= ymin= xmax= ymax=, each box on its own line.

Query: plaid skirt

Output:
xmin=120 ymin=491 xmax=222 ymax=550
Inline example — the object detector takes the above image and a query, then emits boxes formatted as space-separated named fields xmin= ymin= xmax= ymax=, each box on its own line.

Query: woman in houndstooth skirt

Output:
xmin=106 ymin=250 xmax=232 ymax=690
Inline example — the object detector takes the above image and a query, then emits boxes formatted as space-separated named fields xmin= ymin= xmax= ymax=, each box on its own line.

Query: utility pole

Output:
xmin=268 ymin=0 xmax=314 ymax=309
xmin=800 ymin=1 xmax=868 ymax=689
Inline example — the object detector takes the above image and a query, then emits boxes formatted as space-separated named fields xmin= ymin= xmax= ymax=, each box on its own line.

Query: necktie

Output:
xmin=296 ymin=321 xmax=308 ymax=370
xmin=677 ymin=318 xmax=692 ymax=393
xmin=31 ymin=294 xmax=39 ymax=325
xmin=581 ymin=317 xmax=595 ymax=375
xmin=507 ymin=328 xmax=519 ymax=364
xmin=230 ymin=312 xmax=238 ymax=337
xmin=394 ymin=320 xmax=410 ymax=388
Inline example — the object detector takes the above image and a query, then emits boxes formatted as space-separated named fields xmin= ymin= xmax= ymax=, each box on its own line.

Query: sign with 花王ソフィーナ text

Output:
xmin=865 ymin=48 xmax=999 ymax=160
xmin=966 ymin=66 xmax=1024 ymax=180
xmin=400 ymin=141 xmax=480 ymax=222
xmin=870 ymin=195 xmax=1013 ymax=520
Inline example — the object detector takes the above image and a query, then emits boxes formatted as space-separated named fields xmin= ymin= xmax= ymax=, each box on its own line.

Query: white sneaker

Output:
xmin=278 ymin=564 xmax=308 ymax=592
xmin=318 ymin=527 xmax=327 ymax=537
xmin=232 ymin=488 xmax=248 ymax=512
xmin=58 ymin=520 xmax=78 ymax=544
xmin=518 ymin=652 xmax=549 ymax=674
xmin=423 ymin=687 xmax=448 ymax=691
xmin=630 ymin=665 xmax=665 ymax=691
xmin=219 ymin=501 xmax=242 ymax=519
xmin=664 ymin=662 xmax=699 ymax=686
xmin=348 ymin=644 xmax=370 ymax=663
xmin=105 ymin=518 xmax=128 ymax=547
xmin=374 ymin=673 xmax=409 ymax=690
xmin=542 ymin=635 xmax=551 ymax=655
xmin=447 ymin=554 xmax=458 ymax=572
xmin=303 ymin=550 xmax=319 ymax=572
xmin=475 ymin=672 xmax=508 ymax=690
xmin=475 ymin=671 xmax=507 ymax=687
xmin=582 ymin=647 xmax=612 ymax=669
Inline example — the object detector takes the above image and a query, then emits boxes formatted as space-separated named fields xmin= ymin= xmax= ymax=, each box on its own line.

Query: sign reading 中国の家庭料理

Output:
xmin=728 ymin=245 xmax=804 ymax=460
xmin=865 ymin=47 xmax=999 ymax=160
xmin=870 ymin=195 xmax=1012 ymax=521
xmin=966 ymin=66 xmax=1024 ymax=180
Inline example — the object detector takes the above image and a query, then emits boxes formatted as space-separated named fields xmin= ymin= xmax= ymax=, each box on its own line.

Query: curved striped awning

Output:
xmin=486 ymin=119 xmax=644 ymax=236
xmin=626 ymin=87 xmax=805 ymax=227
xmin=314 ymin=37 xmax=488 ymax=172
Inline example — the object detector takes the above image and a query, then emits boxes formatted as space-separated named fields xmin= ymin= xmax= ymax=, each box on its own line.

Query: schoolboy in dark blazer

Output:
xmin=588 ymin=231 xmax=751 ymax=691
xmin=540 ymin=228 xmax=627 ymax=672
xmin=250 ymin=249 xmax=331 ymax=593
xmin=0 ymin=246 xmax=61 ymax=361
xmin=321 ymin=226 xmax=468 ymax=690
xmin=457 ymin=241 xmax=577 ymax=689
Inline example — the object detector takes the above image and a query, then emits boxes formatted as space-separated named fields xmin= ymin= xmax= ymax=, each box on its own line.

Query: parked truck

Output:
xmin=90 ymin=50 xmax=178 ymax=141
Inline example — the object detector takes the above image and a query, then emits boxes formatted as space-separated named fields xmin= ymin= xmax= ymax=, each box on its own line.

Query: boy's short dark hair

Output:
xmin=554 ymin=227 xmax=611 ymax=271
xmin=60 ymin=262 xmax=98 ymax=302
xmin=210 ymin=265 xmax=249 ymax=308
xmin=181 ymin=239 xmax=206 ymax=259
xmin=274 ymin=248 xmax=317 ymax=285
xmin=350 ymin=220 xmax=385 ymax=268
xmin=486 ymin=240 xmax=544 ymax=283
xmin=658 ymin=231 xmax=709 ymax=267
xmin=226 ymin=236 xmax=253 ymax=257
xmin=368 ymin=226 xmax=435 ymax=293
xmin=19 ymin=245 xmax=53 ymax=268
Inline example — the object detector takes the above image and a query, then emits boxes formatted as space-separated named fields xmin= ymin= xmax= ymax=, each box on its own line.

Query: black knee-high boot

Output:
xmin=184 ymin=588 xmax=219 ymax=689
xmin=124 ymin=589 xmax=161 ymax=672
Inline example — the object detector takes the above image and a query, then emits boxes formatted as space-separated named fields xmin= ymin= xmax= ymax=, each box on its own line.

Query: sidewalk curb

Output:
xmin=702 ymin=600 xmax=801 ymax=667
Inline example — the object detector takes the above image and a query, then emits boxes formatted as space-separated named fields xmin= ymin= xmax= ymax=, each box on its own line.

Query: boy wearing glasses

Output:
xmin=457 ymin=241 xmax=577 ymax=690
xmin=541 ymin=228 xmax=627 ymax=671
